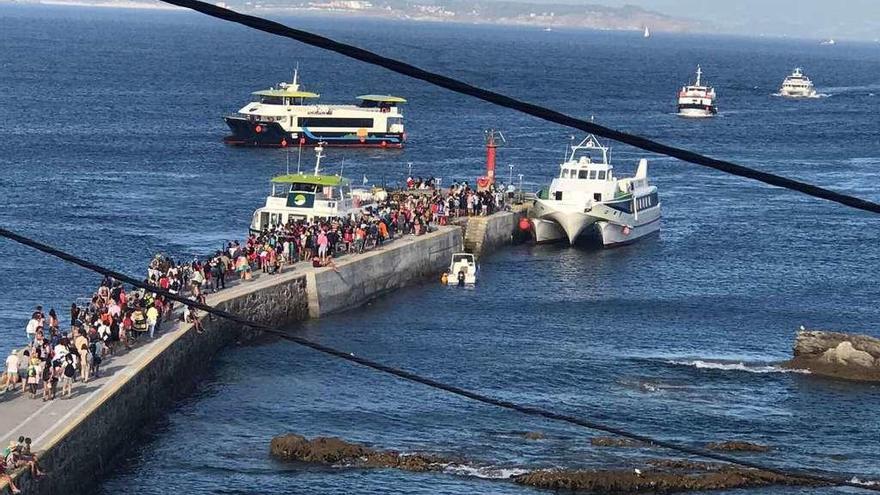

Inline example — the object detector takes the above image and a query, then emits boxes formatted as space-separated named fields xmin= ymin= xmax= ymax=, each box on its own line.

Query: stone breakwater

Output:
xmin=784 ymin=330 xmax=880 ymax=382
xmin=6 ymin=227 xmax=464 ymax=495
xmin=269 ymin=434 xmax=822 ymax=493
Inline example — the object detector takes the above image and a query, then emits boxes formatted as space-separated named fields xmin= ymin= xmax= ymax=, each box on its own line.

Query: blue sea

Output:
xmin=1 ymin=5 xmax=879 ymax=494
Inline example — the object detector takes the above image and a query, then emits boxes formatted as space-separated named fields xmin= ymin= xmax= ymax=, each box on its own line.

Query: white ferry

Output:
xmin=530 ymin=135 xmax=660 ymax=247
xmin=677 ymin=65 xmax=717 ymax=118
xmin=778 ymin=68 xmax=818 ymax=98
xmin=225 ymin=69 xmax=406 ymax=148
xmin=250 ymin=145 xmax=374 ymax=232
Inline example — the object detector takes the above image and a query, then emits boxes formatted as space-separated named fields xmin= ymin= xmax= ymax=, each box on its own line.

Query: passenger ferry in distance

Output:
xmin=677 ymin=65 xmax=717 ymax=118
xmin=530 ymin=135 xmax=660 ymax=247
xmin=250 ymin=144 xmax=374 ymax=232
xmin=778 ymin=68 xmax=819 ymax=98
xmin=225 ymin=69 xmax=406 ymax=148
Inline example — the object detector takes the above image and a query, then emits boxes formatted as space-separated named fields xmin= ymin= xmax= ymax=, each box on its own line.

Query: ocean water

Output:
xmin=1 ymin=5 xmax=879 ymax=494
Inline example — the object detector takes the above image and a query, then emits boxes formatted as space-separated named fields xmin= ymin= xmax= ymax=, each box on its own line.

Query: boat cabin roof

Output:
xmin=253 ymin=89 xmax=321 ymax=99
xmin=357 ymin=95 xmax=407 ymax=103
xmin=271 ymin=174 xmax=346 ymax=186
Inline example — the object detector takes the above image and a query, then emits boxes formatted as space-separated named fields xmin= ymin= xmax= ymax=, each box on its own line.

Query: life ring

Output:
xmin=254 ymin=125 xmax=263 ymax=133
xmin=622 ymin=225 xmax=632 ymax=236
xmin=280 ymin=139 xmax=288 ymax=147
xmin=380 ymin=141 xmax=387 ymax=148
xmin=476 ymin=177 xmax=490 ymax=188
xmin=299 ymin=137 xmax=306 ymax=145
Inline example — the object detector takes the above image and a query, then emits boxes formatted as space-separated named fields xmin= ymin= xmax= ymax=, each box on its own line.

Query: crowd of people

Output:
xmin=0 ymin=179 xmax=509 ymax=488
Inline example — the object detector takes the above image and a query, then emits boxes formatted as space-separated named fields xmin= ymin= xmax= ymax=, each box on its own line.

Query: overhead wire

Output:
xmin=1 ymin=225 xmax=878 ymax=491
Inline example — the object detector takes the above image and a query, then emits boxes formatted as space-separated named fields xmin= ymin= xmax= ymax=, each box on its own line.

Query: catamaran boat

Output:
xmin=677 ymin=65 xmax=717 ymax=118
xmin=778 ymin=68 xmax=818 ymax=98
xmin=249 ymin=144 xmax=374 ymax=232
xmin=225 ymin=69 xmax=406 ymax=148
xmin=530 ymin=135 xmax=660 ymax=247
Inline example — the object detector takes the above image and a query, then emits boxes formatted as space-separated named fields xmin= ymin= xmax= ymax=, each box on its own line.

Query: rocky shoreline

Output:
xmin=270 ymin=434 xmax=821 ymax=493
xmin=784 ymin=329 xmax=880 ymax=382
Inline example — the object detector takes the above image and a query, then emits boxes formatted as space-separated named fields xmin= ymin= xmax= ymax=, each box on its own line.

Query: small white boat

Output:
xmin=820 ymin=38 xmax=835 ymax=46
xmin=778 ymin=68 xmax=819 ymax=98
xmin=445 ymin=253 xmax=477 ymax=286
xmin=643 ymin=26 xmax=650 ymax=38
xmin=677 ymin=65 xmax=717 ymax=118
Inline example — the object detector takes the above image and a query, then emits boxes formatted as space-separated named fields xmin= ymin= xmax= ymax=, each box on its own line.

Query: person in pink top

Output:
xmin=317 ymin=230 xmax=329 ymax=261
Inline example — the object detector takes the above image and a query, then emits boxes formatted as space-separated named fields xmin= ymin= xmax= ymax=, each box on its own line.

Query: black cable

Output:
xmin=153 ymin=0 xmax=880 ymax=216
xmin=1 ymin=225 xmax=878 ymax=491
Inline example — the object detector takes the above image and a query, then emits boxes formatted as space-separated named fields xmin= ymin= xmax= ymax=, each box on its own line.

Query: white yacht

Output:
xmin=677 ymin=65 xmax=717 ymax=118
xmin=531 ymin=135 xmax=660 ymax=247
xmin=643 ymin=26 xmax=650 ymax=38
xmin=249 ymin=145 xmax=374 ymax=232
xmin=225 ymin=69 xmax=406 ymax=148
xmin=778 ymin=68 xmax=818 ymax=98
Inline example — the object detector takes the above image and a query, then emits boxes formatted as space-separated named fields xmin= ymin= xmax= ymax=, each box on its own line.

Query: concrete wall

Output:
xmin=463 ymin=210 xmax=526 ymax=258
xmin=8 ymin=227 xmax=462 ymax=495
xmin=308 ymin=227 xmax=461 ymax=317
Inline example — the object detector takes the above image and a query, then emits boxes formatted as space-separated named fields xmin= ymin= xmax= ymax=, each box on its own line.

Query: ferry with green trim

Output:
xmin=225 ymin=69 xmax=406 ymax=148
xmin=250 ymin=145 xmax=375 ymax=232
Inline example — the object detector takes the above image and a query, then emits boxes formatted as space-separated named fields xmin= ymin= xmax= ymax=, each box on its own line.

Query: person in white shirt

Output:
xmin=25 ymin=316 xmax=42 ymax=345
xmin=5 ymin=351 xmax=20 ymax=392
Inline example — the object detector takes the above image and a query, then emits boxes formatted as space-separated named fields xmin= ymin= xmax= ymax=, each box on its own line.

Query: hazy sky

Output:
xmin=569 ymin=0 xmax=880 ymax=40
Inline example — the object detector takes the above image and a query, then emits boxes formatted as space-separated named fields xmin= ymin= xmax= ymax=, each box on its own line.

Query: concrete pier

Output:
xmin=1 ymin=226 xmax=460 ymax=495
xmin=461 ymin=206 xmax=530 ymax=258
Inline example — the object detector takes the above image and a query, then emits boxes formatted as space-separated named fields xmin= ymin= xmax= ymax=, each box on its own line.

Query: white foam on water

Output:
xmin=850 ymin=477 xmax=879 ymax=486
xmin=668 ymin=360 xmax=810 ymax=374
xmin=442 ymin=463 xmax=530 ymax=479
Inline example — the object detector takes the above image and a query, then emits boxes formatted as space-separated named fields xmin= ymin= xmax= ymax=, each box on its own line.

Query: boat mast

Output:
xmin=314 ymin=142 xmax=325 ymax=176
xmin=695 ymin=65 xmax=702 ymax=86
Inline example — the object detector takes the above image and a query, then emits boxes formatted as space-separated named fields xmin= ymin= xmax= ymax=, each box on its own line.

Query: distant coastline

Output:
xmin=3 ymin=0 xmax=701 ymax=33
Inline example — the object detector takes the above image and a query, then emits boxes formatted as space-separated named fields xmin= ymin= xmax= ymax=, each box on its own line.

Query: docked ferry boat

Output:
xmin=778 ymin=68 xmax=818 ymax=98
xmin=250 ymin=145 xmax=374 ymax=232
xmin=531 ymin=135 xmax=660 ymax=247
xmin=677 ymin=65 xmax=717 ymax=118
xmin=225 ymin=70 xmax=406 ymax=148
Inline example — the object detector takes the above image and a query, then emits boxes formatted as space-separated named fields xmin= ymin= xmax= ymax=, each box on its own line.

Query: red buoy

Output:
xmin=280 ymin=139 xmax=288 ymax=147
xmin=380 ymin=140 xmax=387 ymax=148
xmin=518 ymin=218 xmax=531 ymax=231
xmin=254 ymin=125 xmax=263 ymax=133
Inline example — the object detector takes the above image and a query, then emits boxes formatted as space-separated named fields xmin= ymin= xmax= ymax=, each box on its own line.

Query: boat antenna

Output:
xmin=339 ymin=156 xmax=345 ymax=177
xmin=296 ymin=137 xmax=303 ymax=174
xmin=285 ymin=144 xmax=291 ymax=175
xmin=314 ymin=141 xmax=325 ymax=176
xmin=293 ymin=62 xmax=299 ymax=88
xmin=695 ymin=65 xmax=702 ymax=86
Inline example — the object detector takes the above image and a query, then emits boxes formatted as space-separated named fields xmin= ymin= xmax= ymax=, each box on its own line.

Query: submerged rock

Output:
xmin=785 ymin=330 xmax=880 ymax=381
xmin=591 ymin=436 xmax=647 ymax=448
xmin=706 ymin=441 xmax=771 ymax=453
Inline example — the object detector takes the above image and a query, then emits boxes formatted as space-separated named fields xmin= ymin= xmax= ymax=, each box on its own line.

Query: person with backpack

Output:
xmin=61 ymin=354 xmax=75 ymax=399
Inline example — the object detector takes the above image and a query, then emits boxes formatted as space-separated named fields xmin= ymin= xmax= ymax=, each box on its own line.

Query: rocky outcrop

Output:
xmin=784 ymin=330 xmax=880 ymax=381
xmin=271 ymin=434 xmax=824 ymax=493
xmin=591 ymin=436 xmax=647 ymax=448
xmin=270 ymin=434 xmax=448 ymax=472
xmin=513 ymin=460 xmax=823 ymax=493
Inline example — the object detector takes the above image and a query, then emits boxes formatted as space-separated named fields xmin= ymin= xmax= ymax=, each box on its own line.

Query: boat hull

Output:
xmin=532 ymin=218 xmax=566 ymax=244
xmin=597 ymin=216 xmax=660 ymax=247
xmin=677 ymin=104 xmax=717 ymax=118
xmin=223 ymin=117 xmax=405 ymax=148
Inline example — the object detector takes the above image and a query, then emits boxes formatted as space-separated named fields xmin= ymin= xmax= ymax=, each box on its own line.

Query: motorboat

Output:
xmin=445 ymin=253 xmax=477 ymax=286
xmin=531 ymin=135 xmax=660 ymax=247
xmin=677 ymin=65 xmax=717 ymax=118
xmin=778 ymin=68 xmax=819 ymax=98
xmin=249 ymin=144 xmax=374 ymax=232
xmin=225 ymin=68 xmax=406 ymax=148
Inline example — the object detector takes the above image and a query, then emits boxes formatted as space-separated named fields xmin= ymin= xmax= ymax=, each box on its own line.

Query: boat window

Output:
xmin=260 ymin=212 xmax=269 ymax=229
xmin=597 ymin=170 xmax=607 ymax=180
xmin=290 ymin=183 xmax=319 ymax=193
xmin=589 ymin=170 xmax=597 ymax=180
xmin=594 ymin=193 xmax=601 ymax=202
xmin=297 ymin=117 xmax=374 ymax=128
xmin=578 ymin=170 xmax=589 ymax=179
xmin=452 ymin=254 xmax=473 ymax=263
xmin=261 ymin=96 xmax=284 ymax=105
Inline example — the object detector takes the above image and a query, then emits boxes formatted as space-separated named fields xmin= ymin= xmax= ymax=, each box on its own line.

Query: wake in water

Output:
xmin=668 ymin=359 xmax=810 ymax=374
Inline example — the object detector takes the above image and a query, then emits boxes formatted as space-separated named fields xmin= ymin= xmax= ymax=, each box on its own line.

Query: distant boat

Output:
xmin=643 ymin=26 xmax=651 ymax=38
xmin=778 ymin=67 xmax=819 ymax=99
xmin=677 ymin=65 xmax=717 ymax=118
xmin=543 ymin=27 xmax=552 ymax=32
xmin=820 ymin=38 xmax=836 ymax=45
